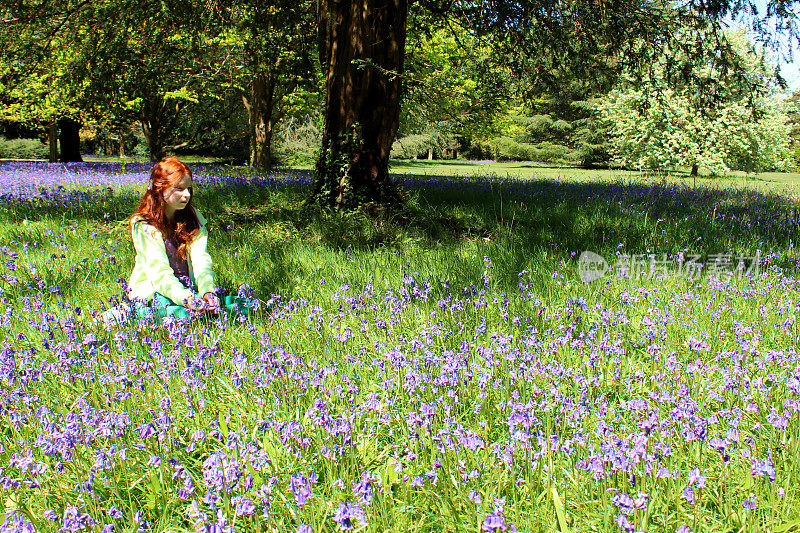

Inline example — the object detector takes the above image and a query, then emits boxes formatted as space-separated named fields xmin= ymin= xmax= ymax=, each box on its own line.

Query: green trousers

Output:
xmin=135 ymin=293 xmax=254 ymax=321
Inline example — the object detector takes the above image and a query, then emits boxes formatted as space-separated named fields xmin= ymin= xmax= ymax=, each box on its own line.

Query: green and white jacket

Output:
xmin=128 ymin=209 xmax=215 ymax=305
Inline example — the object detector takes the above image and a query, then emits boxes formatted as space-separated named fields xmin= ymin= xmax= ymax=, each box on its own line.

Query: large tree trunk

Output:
xmin=141 ymin=116 xmax=164 ymax=162
xmin=244 ymin=74 xmax=276 ymax=170
xmin=313 ymin=0 xmax=408 ymax=209
xmin=141 ymin=97 xmax=167 ymax=162
xmin=58 ymin=118 xmax=83 ymax=162
xmin=48 ymin=122 xmax=58 ymax=163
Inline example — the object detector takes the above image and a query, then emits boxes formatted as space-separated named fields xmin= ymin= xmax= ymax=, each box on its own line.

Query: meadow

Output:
xmin=0 ymin=160 xmax=799 ymax=533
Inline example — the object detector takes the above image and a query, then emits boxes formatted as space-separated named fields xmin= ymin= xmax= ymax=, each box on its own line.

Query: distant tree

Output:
xmin=399 ymin=22 xmax=511 ymax=149
xmin=1 ymin=0 xmax=231 ymax=162
xmin=74 ymin=1 xmax=223 ymax=161
xmin=217 ymin=0 xmax=318 ymax=169
xmin=0 ymin=11 xmax=82 ymax=161
xmin=2 ymin=0 xmax=319 ymax=165
xmin=313 ymin=0 xmax=800 ymax=208
xmin=788 ymin=91 xmax=800 ymax=166
xmin=598 ymin=87 xmax=792 ymax=174
xmin=596 ymin=29 xmax=793 ymax=174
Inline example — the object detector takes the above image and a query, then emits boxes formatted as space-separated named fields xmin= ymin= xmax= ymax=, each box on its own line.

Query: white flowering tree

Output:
xmin=597 ymin=89 xmax=792 ymax=175
xmin=595 ymin=30 xmax=793 ymax=175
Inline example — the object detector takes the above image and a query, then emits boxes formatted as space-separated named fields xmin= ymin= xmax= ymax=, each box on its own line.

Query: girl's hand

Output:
xmin=203 ymin=292 xmax=220 ymax=312
xmin=185 ymin=296 xmax=206 ymax=312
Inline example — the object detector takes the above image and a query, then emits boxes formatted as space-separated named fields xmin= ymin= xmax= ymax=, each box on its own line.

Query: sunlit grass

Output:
xmin=0 ymin=163 xmax=799 ymax=532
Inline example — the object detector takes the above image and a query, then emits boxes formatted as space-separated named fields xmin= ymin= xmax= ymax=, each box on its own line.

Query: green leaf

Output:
xmin=551 ymin=486 xmax=570 ymax=533
xmin=774 ymin=521 xmax=800 ymax=533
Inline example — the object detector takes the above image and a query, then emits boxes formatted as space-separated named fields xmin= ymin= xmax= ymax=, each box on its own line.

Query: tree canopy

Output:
xmin=1 ymin=0 xmax=798 ymax=193
xmin=597 ymin=28 xmax=794 ymax=174
xmin=311 ymin=0 xmax=800 ymax=207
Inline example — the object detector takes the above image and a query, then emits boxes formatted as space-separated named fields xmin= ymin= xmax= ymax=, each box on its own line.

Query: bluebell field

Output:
xmin=0 ymin=161 xmax=798 ymax=533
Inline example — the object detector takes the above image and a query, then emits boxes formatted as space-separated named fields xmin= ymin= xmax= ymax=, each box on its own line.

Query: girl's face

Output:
xmin=163 ymin=174 xmax=192 ymax=219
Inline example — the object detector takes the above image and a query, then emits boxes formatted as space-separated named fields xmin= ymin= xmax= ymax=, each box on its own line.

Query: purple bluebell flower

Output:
xmin=742 ymin=494 xmax=757 ymax=510
xmin=615 ymin=513 xmax=636 ymax=532
xmin=611 ymin=492 xmax=636 ymax=515
xmin=61 ymin=505 xmax=97 ymax=532
xmin=481 ymin=513 xmax=518 ymax=533
xmin=687 ymin=468 xmax=706 ymax=488
xmin=291 ymin=473 xmax=313 ymax=507
xmin=333 ymin=502 xmax=365 ymax=530
xmin=751 ymin=458 xmax=776 ymax=482
xmin=2 ymin=512 xmax=35 ymax=533
xmin=233 ymin=496 xmax=256 ymax=516
xmin=353 ymin=471 xmax=378 ymax=505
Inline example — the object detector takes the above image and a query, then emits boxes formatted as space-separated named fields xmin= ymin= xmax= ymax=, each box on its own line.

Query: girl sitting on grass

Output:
xmin=100 ymin=157 xmax=250 ymax=327
xmin=127 ymin=157 xmax=219 ymax=320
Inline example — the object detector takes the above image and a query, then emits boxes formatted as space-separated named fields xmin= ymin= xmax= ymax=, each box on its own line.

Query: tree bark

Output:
xmin=313 ymin=0 xmax=408 ymax=209
xmin=245 ymin=73 xmax=276 ymax=170
xmin=141 ymin=96 xmax=171 ymax=162
xmin=48 ymin=122 xmax=58 ymax=163
xmin=58 ymin=117 xmax=83 ymax=162
xmin=141 ymin=109 xmax=164 ymax=162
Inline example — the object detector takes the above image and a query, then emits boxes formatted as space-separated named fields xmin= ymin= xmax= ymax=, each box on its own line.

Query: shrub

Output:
xmin=274 ymin=114 xmax=322 ymax=166
xmin=391 ymin=132 xmax=456 ymax=160
xmin=460 ymin=140 xmax=492 ymax=160
xmin=391 ymin=134 xmax=435 ymax=159
xmin=0 ymin=136 xmax=49 ymax=160
xmin=487 ymin=137 xmax=582 ymax=164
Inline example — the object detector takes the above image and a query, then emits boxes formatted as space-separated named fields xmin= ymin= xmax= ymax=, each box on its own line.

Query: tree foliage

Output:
xmin=0 ymin=4 xmax=84 ymax=160
xmin=0 ymin=0 xmax=220 ymax=161
xmin=1 ymin=0 xmax=318 ymax=164
xmin=216 ymin=0 xmax=318 ymax=169
xmin=599 ymin=87 xmax=792 ymax=173
xmin=596 ymin=29 xmax=794 ymax=174
xmin=401 ymin=22 xmax=511 ymax=138
xmin=313 ymin=0 xmax=800 ymax=208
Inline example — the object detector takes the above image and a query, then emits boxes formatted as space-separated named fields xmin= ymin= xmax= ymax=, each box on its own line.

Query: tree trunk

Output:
xmin=58 ymin=118 xmax=83 ymax=162
xmin=142 ymin=117 xmax=164 ymax=162
xmin=690 ymin=163 xmax=699 ymax=176
xmin=313 ymin=0 xmax=408 ymax=209
xmin=246 ymin=73 xmax=276 ymax=170
xmin=141 ymin=97 xmax=166 ymax=162
xmin=48 ymin=122 xmax=58 ymax=163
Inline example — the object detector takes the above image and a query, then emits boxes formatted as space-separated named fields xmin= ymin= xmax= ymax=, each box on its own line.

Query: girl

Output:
xmin=127 ymin=157 xmax=220 ymax=320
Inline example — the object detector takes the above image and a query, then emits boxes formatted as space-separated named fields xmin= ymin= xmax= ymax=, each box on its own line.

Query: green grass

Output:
xmin=6 ymin=169 xmax=797 ymax=303
xmin=0 ymin=167 xmax=799 ymax=532
xmin=389 ymin=160 xmax=800 ymax=196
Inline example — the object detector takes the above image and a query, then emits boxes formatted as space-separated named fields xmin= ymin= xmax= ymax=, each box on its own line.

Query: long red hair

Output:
xmin=130 ymin=157 xmax=200 ymax=260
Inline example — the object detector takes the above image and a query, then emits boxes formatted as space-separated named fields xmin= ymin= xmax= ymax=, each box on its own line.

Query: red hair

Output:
xmin=130 ymin=157 xmax=200 ymax=260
